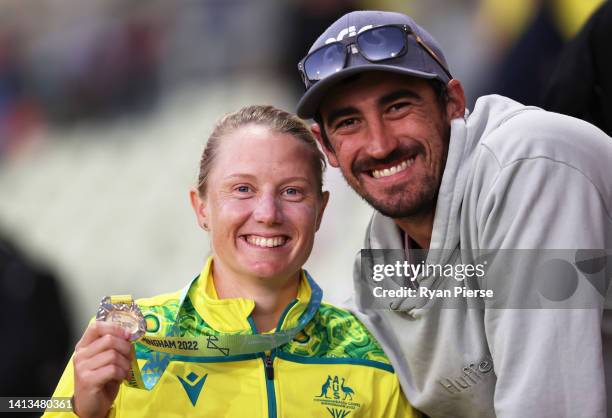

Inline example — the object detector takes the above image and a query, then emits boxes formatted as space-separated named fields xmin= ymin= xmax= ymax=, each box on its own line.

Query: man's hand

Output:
xmin=72 ymin=321 xmax=132 ymax=418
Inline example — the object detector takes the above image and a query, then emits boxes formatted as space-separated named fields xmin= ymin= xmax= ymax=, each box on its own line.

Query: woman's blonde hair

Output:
xmin=196 ymin=105 xmax=326 ymax=196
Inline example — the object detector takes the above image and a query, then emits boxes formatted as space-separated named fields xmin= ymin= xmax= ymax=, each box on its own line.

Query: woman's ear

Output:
xmin=189 ymin=188 xmax=209 ymax=231
xmin=315 ymin=191 xmax=330 ymax=231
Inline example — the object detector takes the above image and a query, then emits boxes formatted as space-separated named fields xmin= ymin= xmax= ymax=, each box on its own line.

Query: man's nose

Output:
xmin=253 ymin=193 xmax=283 ymax=225
xmin=365 ymin=117 xmax=398 ymax=159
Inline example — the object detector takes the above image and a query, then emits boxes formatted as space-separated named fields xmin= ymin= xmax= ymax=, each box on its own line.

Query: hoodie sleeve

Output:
xmin=474 ymin=112 xmax=612 ymax=418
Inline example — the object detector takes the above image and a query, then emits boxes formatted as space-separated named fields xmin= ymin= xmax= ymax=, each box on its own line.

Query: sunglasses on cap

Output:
xmin=297 ymin=24 xmax=453 ymax=88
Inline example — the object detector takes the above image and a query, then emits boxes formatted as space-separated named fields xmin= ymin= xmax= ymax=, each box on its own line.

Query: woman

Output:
xmin=45 ymin=105 xmax=418 ymax=417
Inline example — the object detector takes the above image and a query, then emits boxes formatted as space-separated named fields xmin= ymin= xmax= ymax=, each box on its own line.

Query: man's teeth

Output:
xmin=245 ymin=235 xmax=286 ymax=248
xmin=372 ymin=158 xmax=415 ymax=179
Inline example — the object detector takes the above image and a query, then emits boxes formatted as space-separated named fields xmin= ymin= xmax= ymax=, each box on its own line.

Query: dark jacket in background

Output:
xmin=542 ymin=1 xmax=612 ymax=136
xmin=0 ymin=234 xmax=73 ymax=417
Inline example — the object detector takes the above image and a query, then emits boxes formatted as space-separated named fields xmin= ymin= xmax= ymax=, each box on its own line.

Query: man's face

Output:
xmin=318 ymin=72 xmax=454 ymax=219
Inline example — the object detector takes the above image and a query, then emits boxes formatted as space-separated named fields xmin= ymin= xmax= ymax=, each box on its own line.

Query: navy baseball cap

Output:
xmin=296 ymin=10 xmax=452 ymax=119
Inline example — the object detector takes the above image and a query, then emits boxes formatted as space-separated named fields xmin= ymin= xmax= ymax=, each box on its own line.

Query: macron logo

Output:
xmin=178 ymin=372 xmax=208 ymax=406
xmin=325 ymin=24 xmax=374 ymax=45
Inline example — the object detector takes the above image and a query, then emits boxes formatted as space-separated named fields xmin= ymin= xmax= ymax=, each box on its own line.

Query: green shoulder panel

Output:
xmin=134 ymin=294 xmax=180 ymax=357
xmin=280 ymin=302 xmax=391 ymax=365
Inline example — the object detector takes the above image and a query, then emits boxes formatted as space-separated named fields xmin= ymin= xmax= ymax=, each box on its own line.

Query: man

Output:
xmin=296 ymin=10 xmax=612 ymax=418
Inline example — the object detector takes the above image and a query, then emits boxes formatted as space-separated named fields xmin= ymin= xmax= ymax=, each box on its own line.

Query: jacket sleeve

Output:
xmin=41 ymin=355 xmax=119 ymax=418
xmin=41 ymin=354 xmax=78 ymax=418
xmin=476 ymin=140 xmax=611 ymax=417
xmin=382 ymin=374 xmax=422 ymax=418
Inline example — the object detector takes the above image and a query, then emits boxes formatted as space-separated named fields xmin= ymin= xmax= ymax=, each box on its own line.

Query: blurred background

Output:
xmin=0 ymin=0 xmax=607 ymax=402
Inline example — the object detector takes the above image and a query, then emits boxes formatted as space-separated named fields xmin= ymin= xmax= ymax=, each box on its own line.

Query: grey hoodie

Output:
xmin=351 ymin=95 xmax=612 ymax=418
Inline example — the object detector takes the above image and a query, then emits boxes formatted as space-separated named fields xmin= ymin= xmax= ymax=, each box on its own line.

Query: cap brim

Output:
xmin=296 ymin=64 xmax=438 ymax=119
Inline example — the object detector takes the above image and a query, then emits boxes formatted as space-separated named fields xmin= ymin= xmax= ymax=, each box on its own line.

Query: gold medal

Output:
xmin=96 ymin=295 xmax=146 ymax=341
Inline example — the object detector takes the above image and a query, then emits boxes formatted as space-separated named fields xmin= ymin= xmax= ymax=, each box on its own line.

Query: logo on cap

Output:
xmin=325 ymin=25 xmax=373 ymax=45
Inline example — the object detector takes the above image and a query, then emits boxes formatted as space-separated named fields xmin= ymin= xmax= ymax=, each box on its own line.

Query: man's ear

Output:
xmin=445 ymin=79 xmax=466 ymax=121
xmin=189 ymin=187 xmax=209 ymax=231
xmin=311 ymin=123 xmax=339 ymax=167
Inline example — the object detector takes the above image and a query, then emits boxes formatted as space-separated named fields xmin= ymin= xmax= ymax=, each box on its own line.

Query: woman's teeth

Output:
xmin=245 ymin=235 xmax=286 ymax=248
xmin=371 ymin=157 xmax=415 ymax=179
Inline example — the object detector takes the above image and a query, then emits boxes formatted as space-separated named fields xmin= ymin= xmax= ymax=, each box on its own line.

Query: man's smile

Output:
xmin=371 ymin=157 xmax=416 ymax=179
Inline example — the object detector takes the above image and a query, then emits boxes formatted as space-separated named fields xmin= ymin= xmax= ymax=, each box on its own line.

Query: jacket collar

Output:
xmin=188 ymin=257 xmax=312 ymax=334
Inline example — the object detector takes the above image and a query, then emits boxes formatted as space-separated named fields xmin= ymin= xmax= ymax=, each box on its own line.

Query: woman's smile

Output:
xmin=194 ymin=123 xmax=328 ymax=284
xmin=242 ymin=234 xmax=290 ymax=249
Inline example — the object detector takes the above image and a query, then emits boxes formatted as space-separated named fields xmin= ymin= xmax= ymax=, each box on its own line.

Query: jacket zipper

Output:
xmin=263 ymin=350 xmax=277 ymax=418
xmin=255 ymin=300 xmax=294 ymax=418
xmin=265 ymin=352 xmax=274 ymax=380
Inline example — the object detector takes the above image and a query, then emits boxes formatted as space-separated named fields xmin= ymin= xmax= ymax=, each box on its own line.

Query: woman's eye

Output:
xmin=236 ymin=185 xmax=251 ymax=193
xmin=283 ymin=187 xmax=302 ymax=198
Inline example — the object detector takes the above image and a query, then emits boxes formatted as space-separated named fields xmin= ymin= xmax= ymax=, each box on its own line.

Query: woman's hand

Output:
xmin=72 ymin=321 xmax=133 ymax=418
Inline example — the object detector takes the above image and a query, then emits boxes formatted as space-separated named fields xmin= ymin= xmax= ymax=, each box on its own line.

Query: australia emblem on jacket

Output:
xmin=313 ymin=375 xmax=361 ymax=417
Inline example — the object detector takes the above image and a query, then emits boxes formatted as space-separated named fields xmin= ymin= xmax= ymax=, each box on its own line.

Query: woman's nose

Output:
xmin=253 ymin=194 xmax=283 ymax=225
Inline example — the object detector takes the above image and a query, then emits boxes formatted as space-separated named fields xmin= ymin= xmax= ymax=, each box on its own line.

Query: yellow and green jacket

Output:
xmin=45 ymin=259 xmax=418 ymax=418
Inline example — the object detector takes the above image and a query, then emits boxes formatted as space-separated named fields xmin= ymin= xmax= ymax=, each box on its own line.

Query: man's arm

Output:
xmin=477 ymin=140 xmax=611 ymax=417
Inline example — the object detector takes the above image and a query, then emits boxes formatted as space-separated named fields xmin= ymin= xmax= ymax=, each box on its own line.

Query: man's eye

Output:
xmin=236 ymin=185 xmax=251 ymax=193
xmin=336 ymin=118 xmax=358 ymax=129
xmin=388 ymin=102 xmax=408 ymax=112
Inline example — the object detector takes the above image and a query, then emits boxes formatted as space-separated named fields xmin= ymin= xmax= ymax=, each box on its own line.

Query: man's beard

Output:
xmin=344 ymin=143 xmax=439 ymax=219
xmin=345 ymin=171 xmax=439 ymax=219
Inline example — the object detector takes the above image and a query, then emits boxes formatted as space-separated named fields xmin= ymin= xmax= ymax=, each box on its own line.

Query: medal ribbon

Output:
xmin=126 ymin=271 xmax=322 ymax=390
